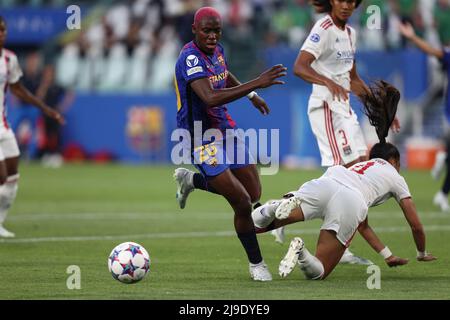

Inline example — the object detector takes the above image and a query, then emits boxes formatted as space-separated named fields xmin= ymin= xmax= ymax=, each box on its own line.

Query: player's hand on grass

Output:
xmin=390 ymin=116 xmax=401 ymax=133
xmin=417 ymin=254 xmax=437 ymax=262
xmin=324 ymin=79 xmax=349 ymax=102
xmin=257 ymin=64 xmax=287 ymax=88
xmin=385 ymin=255 xmax=409 ymax=267
xmin=250 ymin=95 xmax=270 ymax=115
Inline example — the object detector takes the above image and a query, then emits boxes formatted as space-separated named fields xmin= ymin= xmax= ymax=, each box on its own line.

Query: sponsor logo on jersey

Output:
xmin=187 ymin=66 xmax=204 ymax=76
xmin=336 ymin=50 xmax=354 ymax=60
xmin=209 ymin=70 xmax=229 ymax=84
xmin=217 ymin=55 xmax=225 ymax=66
xmin=186 ymin=55 xmax=199 ymax=67
xmin=310 ymin=33 xmax=320 ymax=43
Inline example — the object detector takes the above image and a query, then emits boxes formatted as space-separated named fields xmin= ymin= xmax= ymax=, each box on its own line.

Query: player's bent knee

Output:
xmin=232 ymin=195 xmax=253 ymax=215
xmin=249 ymin=187 xmax=261 ymax=204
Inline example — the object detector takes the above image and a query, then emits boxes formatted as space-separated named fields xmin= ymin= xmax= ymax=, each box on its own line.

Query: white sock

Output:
xmin=251 ymin=201 xmax=278 ymax=228
xmin=187 ymin=170 xmax=195 ymax=188
xmin=0 ymin=174 xmax=19 ymax=225
xmin=343 ymin=248 xmax=353 ymax=256
xmin=298 ymin=247 xmax=325 ymax=280
xmin=249 ymin=260 xmax=266 ymax=267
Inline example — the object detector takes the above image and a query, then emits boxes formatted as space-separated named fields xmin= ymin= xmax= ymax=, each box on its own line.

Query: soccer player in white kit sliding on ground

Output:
xmin=252 ymin=81 xmax=436 ymax=279
xmin=0 ymin=16 xmax=65 ymax=237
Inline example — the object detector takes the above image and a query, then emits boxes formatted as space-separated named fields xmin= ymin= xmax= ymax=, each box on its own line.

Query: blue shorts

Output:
xmin=193 ymin=132 xmax=255 ymax=178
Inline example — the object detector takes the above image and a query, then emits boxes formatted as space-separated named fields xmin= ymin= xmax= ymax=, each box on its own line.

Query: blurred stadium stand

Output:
xmin=1 ymin=0 xmax=450 ymax=167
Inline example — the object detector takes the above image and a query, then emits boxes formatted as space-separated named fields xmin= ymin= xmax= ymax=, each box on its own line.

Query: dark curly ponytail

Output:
xmin=360 ymin=80 xmax=400 ymax=144
xmin=360 ymin=80 xmax=401 ymax=162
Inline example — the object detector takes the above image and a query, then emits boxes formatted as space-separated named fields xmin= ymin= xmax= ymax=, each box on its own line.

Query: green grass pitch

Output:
xmin=0 ymin=163 xmax=449 ymax=300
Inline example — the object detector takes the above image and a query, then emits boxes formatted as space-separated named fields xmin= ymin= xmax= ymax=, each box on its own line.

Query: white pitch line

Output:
xmin=1 ymin=225 xmax=450 ymax=244
xmin=7 ymin=211 xmax=450 ymax=221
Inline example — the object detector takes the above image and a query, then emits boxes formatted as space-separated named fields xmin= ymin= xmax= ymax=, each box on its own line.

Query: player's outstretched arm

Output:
xmin=399 ymin=22 xmax=444 ymax=60
xmin=293 ymin=50 xmax=349 ymax=102
xmin=358 ymin=218 xmax=409 ymax=267
xmin=9 ymin=81 xmax=66 ymax=125
xmin=399 ymin=197 xmax=437 ymax=262
xmin=190 ymin=64 xmax=287 ymax=108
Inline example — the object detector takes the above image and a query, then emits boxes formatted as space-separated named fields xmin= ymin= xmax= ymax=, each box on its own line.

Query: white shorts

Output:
xmin=308 ymin=102 xmax=367 ymax=167
xmin=291 ymin=177 xmax=368 ymax=247
xmin=0 ymin=128 xmax=20 ymax=161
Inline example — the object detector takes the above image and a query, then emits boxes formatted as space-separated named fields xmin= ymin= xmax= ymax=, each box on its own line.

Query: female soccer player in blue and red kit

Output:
xmin=173 ymin=7 xmax=287 ymax=281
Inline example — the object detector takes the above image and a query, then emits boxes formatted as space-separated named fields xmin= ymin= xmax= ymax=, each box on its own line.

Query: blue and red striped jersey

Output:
xmin=174 ymin=41 xmax=236 ymax=137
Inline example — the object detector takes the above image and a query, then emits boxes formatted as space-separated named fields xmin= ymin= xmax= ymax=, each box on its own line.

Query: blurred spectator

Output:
xmin=104 ymin=1 xmax=131 ymax=43
xmin=8 ymin=0 xmax=436 ymax=91
xmin=36 ymin=64 xmax=73 ymax=167
xmin=392 ymin=0 xmax=425 ymax=47
xmin=124 ymin=18 xmax=145 ymax=56
xmin=227 ymin=0 xmax=253 ymax=28
xmin=287 ymin=0 xmax=314 ymax=47
xmin=147 ymin=23 xmax=179 ymax=91
xmin=434 ymin=0 xmax=450 ymax=46
xmin=271 ymin=1 xmax=291 ymax=44
xmin=397 ymin=0 xmax=419 ymax=24
xmin=220 ymin=0 xmax=257 ymax=79
xmin=175 ymin=0 xmax=199 ymax=45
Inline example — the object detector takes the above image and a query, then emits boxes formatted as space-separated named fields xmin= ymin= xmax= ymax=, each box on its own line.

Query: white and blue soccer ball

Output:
xmin=108 ymin=242 xmax=151 ymax=284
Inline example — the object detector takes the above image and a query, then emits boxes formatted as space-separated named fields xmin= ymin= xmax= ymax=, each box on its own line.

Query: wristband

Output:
xmin=417 ymin=250 xmax=427 ymax=258
xmin=247 ymin=91 xmax=257 ymax=99
xmin=379 ymin=246 xmax=393 ymax=259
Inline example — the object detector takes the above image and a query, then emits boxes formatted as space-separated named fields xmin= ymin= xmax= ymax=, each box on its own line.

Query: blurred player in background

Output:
xmin=0 ymin=16 xmax=65 ymax=237
xmin=399 ymin=22 xmax=450 ymax=213
xmin=252 ymin=81 xmax=436 ymax=280
xmin=173 ymin=7 xmax=287 ymax=281
xmin=36 ymin=64 xmax=73 ymax=168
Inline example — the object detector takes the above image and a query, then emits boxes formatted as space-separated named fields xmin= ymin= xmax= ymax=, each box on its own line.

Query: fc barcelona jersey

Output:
xmin=174 ymin=41 xmax=237 ymax=137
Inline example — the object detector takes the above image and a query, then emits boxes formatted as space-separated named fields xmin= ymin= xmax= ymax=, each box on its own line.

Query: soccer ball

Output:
xmin=108 ymin=242 xmax=151 ymax=284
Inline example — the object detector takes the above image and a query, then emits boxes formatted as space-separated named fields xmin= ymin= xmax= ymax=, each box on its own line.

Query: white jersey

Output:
xmin=0 ymin=48 xmax=23 ymax=131
xmin=301 ymin=15 xmax=356 ymax=113
xmin=323 ymin=158 xmax=411 ymax=207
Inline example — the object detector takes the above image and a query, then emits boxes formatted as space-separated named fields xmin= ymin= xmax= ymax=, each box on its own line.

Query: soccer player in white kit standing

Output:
xmin=252 ymin=81 xmax=436 ymax=279
xmin=294 ymin=0 xmax=399 ymax=167
xmin=0 ymin=16 xmax=65 ymax=237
